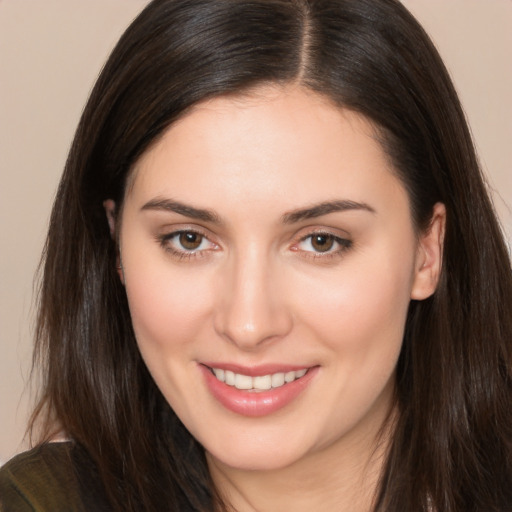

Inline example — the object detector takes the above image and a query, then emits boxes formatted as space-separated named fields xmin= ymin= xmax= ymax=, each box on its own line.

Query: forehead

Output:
xmin=126 ymin=86 xmax=404 ymax=215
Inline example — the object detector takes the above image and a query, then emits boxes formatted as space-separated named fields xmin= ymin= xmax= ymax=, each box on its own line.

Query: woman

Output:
xmin=1 ymin=0 xmax=511 ymax=510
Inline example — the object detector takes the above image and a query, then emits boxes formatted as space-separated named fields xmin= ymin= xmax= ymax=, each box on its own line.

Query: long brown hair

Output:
xmin=32 ymin=0 xmax=512 ymax=510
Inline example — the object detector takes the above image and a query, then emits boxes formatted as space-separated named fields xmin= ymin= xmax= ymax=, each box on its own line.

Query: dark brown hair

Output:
xmin=32 ymin=0 xmax=512 ymax=510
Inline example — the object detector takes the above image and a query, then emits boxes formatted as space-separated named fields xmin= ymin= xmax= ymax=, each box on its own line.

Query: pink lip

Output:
xmin=199 ymin=363 xmax=318 ymax=417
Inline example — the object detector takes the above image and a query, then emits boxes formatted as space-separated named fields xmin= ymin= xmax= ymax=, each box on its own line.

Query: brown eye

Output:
xmin=310 ymin=234 xmax=335 ymax=252
xmin=179 ymin=232 xmax=203 ymax=250
xmin=158 ymin=229 xmax=217 ymax=259
xmin=296 ymin=232 xmax=352 ymax=257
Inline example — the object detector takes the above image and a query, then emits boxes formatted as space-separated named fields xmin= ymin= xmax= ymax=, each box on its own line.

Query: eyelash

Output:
xmin=157 ymin=230 xmax=217 ymax=260
xmin=294 ymin=232 xmax=353 ymax=260
xmin=156 ymin=229 xmax=353 ymax=261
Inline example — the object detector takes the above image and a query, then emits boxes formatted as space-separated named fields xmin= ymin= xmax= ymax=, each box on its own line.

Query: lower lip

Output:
xmin=199 ymin=365 xmax=318 ymax=417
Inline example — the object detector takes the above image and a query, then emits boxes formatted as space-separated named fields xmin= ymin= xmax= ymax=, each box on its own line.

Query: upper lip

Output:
xmin=201 ymin=362 xmax=314 ymax=377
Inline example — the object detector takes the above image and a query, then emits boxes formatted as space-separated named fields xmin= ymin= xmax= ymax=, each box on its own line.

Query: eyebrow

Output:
xmin=141 ymin=197 xmax=375 ymax=225
xmin=141 ymin=198 xmax=221 ymax=223
xmin=282 ymin=200 xmax=375 ymax=224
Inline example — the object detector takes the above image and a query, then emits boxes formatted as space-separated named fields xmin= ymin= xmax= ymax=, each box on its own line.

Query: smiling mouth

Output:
xmin=207 ymin=367 xmax=309 ymax=392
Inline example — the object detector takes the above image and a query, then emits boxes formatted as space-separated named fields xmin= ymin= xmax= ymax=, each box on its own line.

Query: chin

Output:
xmin=207 ymin=448 xmax=303 ymax=472
xmin=202 ymin=430 xmax=316 ymax=473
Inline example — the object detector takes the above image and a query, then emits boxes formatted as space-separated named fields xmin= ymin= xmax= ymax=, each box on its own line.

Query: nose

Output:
xmin=213 ymin=248 xmax=293 ymax=350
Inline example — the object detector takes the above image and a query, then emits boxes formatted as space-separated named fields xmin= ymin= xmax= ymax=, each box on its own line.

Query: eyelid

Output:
xmin=290 ymin=228 xmax=353 ymax=259
xmin=156 ymin=222 xmax=217 ymax=240
xmin=156 ymin=225 xmax=220 ymax=260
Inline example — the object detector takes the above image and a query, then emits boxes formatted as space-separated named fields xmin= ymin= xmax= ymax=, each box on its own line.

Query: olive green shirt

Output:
xmin=0 ymin=442 xmax=110 ymax=511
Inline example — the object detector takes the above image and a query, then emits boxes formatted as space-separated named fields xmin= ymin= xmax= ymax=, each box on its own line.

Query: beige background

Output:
xmin=0 ymin=1 xmax=510 ymax=465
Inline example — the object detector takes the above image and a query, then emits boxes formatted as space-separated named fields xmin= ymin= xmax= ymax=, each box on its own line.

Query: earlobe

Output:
xmin=103 ymin=199 xmax=125 ymax=284
xmin=410 ymin=202 xmax=446 ymax=300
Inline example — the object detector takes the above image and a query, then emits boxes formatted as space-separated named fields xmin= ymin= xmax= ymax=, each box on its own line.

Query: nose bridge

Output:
xmin=214 ymin=242 xmax=292 ymax=349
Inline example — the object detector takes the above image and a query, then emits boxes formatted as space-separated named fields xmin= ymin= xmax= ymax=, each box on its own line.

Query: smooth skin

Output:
xmin=105 ymin=86 xmax=445 ymax=511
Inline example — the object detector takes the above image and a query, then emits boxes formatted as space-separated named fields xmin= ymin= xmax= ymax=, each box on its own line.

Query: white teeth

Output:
xmin=284 ymin=371 xmax=296 ymax=383
xmin=213 ymin=368 xmax=225 ymax=382
xmin=271 ymin=372 xmax=285 ymax=388
xmin=211 ymin=368 xmax=308 ymax=390
xmin=253 ymin=375 xmax=272 ymax=390
xmin=225 ymin=370 xmax=235 ymax=386
xmin=235 ymin=374 xmax=253 ymax=390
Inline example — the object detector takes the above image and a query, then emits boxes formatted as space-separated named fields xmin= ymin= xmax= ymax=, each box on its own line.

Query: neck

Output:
xmin=207 ymin=410 xmax=395 ymax=512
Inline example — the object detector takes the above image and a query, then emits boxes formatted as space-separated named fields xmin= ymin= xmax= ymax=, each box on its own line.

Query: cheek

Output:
xmin=303 ymin=258 xmax=411 ymax=335
xmin=296 ymin=247 xmax=414 ymax=382
xmin=123 ymin=257 xmax=214 ymax=354
xmin=294 ymin=259 xmax=412 ymax=439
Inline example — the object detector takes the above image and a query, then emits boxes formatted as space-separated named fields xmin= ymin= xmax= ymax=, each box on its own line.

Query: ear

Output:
xmin=410 ymin=202 xmax=446 ymax=300
xmin=103 ymin=199 xmax=117 ymax=239
xmin=103 ymin=199 xmax=124 ymax=284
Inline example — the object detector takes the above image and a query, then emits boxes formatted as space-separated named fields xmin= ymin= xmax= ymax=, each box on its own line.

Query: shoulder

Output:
xmin=0 ymin=442 xmax=109 ymax=512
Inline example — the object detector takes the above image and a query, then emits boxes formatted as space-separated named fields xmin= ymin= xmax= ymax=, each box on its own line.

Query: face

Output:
xmin=110 ymin=86 xmax=443 ymax=473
